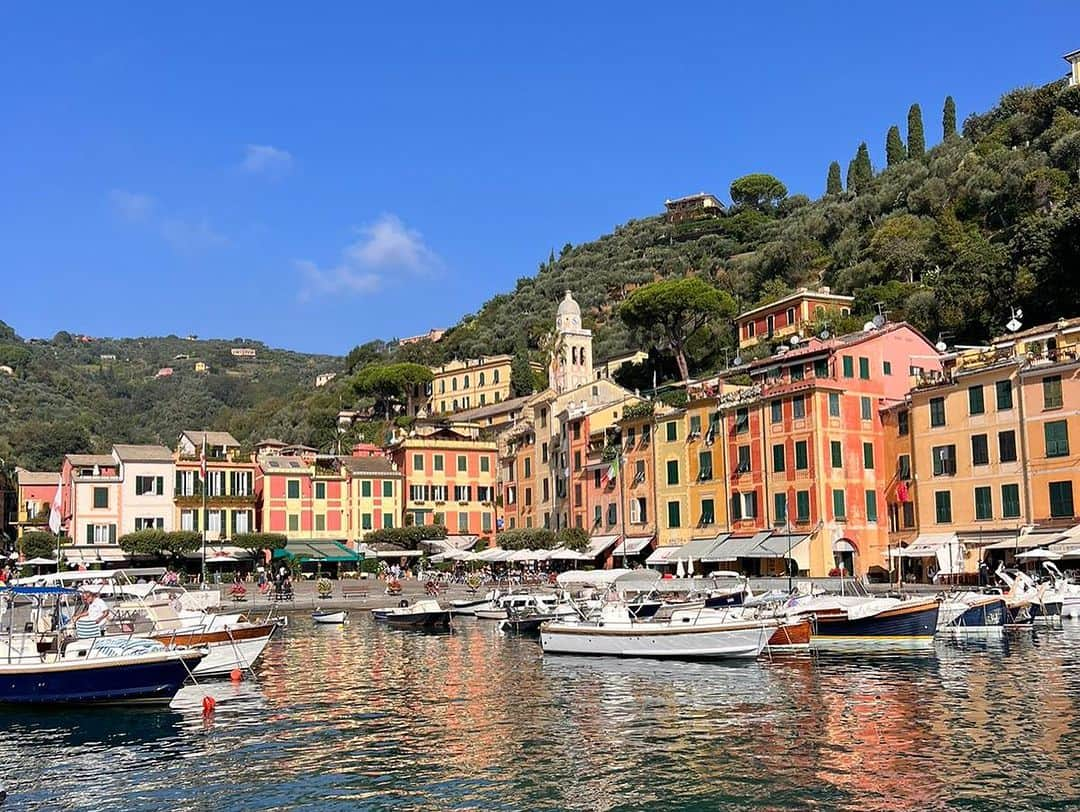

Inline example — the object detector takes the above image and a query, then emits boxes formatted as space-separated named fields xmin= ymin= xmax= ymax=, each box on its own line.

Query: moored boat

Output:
xmin=312 ymin=610 xmax=348 ymax=625
xmin=540 ymin=603 xmax=773 ymax=659
xmin=937 ymin=593 xmax=1006 ymax=633
xmin=382 ymin=599 xmax=452 ymax=629
xmin=788 ymin=596 xmax=940 ymax=651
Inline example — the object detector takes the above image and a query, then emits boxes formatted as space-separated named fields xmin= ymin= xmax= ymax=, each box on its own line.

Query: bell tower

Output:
xmin=550 ymin=290 xmax=593 ymax=393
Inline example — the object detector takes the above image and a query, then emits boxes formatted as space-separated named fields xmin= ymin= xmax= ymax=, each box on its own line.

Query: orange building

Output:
xmin=735 ymin=288 xmax=854 ymax=351
xmin=388 ymin=422 xmax=498 ymax=538
xmin=715 ymin=321 xmax=942 ymax=577
xmin=895 ymin=317 xmax=1080 ymax=575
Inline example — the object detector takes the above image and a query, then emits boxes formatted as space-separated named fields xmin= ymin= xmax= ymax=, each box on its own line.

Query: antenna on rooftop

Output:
xmin=1006 ymin=306 xmax=1024 ymax=333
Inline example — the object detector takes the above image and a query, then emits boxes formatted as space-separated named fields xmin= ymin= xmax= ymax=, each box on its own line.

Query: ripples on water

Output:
xmin=2 ymin=619 xmax=1080 ymax=811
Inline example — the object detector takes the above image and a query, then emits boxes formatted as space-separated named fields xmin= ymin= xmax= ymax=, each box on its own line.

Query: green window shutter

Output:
xmin=935 ymin=491 xmax=952 ymax=523
xmin=701 ymin=499 xmax=714 ymax=524
xmin=1049 ymin=481 xmax=1075 ymax=518
xmin=666 ymin=460 xmax=679 ymax=485
xmin=996 ymin=380 xmax=1013 ymax=410
xmin=814 ymin=359 xmax=829 ymax=378
xmin=883 ymin=361 xmax=892 ymax=375
xmin=842 ymin=356 xmax=854 ymax=378
xmin=1043 ymin=376 xmax=1063 ymax=409
xmin=858 ymin=357 xmax=870 ymax=379
xmin=361 ymin=480 xmax=372 ymax=498
xmin=362 ymin=513 xmax=372 ymax=530
xmin=480 ymin=456 xmax=490 ymax=473
xmin=1045 ymin=421 xmax=1070 ymax=458
xmin=773 ymin=444 xmax=785 ymax=473
xmin=730 ymin=494 xmax=742 ymax=521
xmin=863 ymin=442 xmax=874 ymax=469
xmin=930 ymin=398 xmax=946 ymax=427
xmin=86 ymin=525 xmax=94 ymax=543
xmin=865 ymin=490 xmax=877 ymax=522
xmin=971 ymin=434 xmax=989 ymax=465
xmin=175 ymin=471 xmax=183 ymax=495
xmin=109 ymin=524 xmax=116 ymax=544
xmin=698 ymin=451 xmax=712 ymax=479
xmin=771 ymin=400 xmax=783 ymax=423
xmin=774 ymin=493 xmax=787 ymax=523
xmin=666 ymin=421 xmax=677 ymax=442
xmin=383 ymin=480 xmax=393 ymax=497
xmin=999 ymin=431 xmax=1017 ymax=462
xmin=968 ymin=385 xmax=984 ymax=415
xmin=384 ymin=513 xmax=394 ymax=529
xmin=832 ymin=489 xmax=846 ymax=520
xmin=974 ymin=487 xmax=992 ymax=520
xmin=860 ymin=397 xmax=871 ymax=421
xmin=795 ymin=441 xmax=808 ymax=470
xmin=796 ymin=490 xmax=810 ymax=521
xmin=831 ymin=441 xmax=842 ymax=469
xmin=828 ymin=393 xmax=840 ymax=417
xmin=1001 ymin=484 xmax=1021 ymax=518
xmin=667 ymin=501 xmax=680 ymax=528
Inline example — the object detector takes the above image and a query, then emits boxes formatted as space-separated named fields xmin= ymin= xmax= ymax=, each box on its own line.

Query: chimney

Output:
xmin=820 ymin=286 xmax=831 ymax=295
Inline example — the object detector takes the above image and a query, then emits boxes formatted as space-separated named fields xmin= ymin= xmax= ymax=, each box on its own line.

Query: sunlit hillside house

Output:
xmin=735 ymin=288 xmax=855 ymax=352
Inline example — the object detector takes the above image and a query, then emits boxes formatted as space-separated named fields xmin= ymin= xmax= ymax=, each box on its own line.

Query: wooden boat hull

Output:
xmin=810 ymin=601 xmax=939 ymax=651
xmin=767 ymin=618 xmax=812 ymax=649
xmin=151 ymin=621 xmax=276 ymax=677
xmin=0 ymin=649 xmax=204 ymax=705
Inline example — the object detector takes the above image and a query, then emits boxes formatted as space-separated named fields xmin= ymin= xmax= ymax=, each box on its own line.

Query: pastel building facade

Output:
xmin=735 ymin=288 xmax=854 ymax=352
xmin=175 ymin=431 xmax=257 ymax=541
xmin=14 ymin=470 xmax=59 ymax=540
xmin=114 ymin=444 xmax=175 ymax=535
xmin=61 ymin=453 xmax=124 ymax=562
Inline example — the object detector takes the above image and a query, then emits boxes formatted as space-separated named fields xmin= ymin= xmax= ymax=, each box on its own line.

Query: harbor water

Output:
xmin=3 ymin=616 xmax=1080 ymax=811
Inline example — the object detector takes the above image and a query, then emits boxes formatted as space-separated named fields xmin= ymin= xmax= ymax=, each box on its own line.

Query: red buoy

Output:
xmin=230 ymin=668 xmax=243 ymax=682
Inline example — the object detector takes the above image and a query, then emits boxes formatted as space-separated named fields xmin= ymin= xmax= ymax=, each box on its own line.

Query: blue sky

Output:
xmin=2 ymin=4 xmax=1077 ymax=355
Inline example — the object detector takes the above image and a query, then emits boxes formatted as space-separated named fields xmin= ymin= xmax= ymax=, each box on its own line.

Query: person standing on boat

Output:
xmin=72 ymin=589 xmax=111 ymax=638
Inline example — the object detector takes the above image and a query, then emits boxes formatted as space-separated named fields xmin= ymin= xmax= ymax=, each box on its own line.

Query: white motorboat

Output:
xmin=996 ymin=565 xmax=1063 ymax=622
xmin=474 ymin=592 xmax=574 ymax=621
xmin=373 ymin=598 xmax=452 ymax=629
xmin=312 ymin=610 xmax=348 ymax=625
xmin=450 ymin=589 xmax=503 ymax=617
xmin=1043 ymin=562 xmax=1080 ymax=619
xmin=540 ymin=602 xmax=773 ymax=659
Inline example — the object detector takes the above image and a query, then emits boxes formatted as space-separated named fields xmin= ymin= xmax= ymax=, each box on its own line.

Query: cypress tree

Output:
xmin=826 ymin=161 xmax=843 ymax=195
xmin=850 ymin=142 xmax=873 ymax=192
xmin=886 ymin=125 xmax=906 ymax=166
xmin=907 ymin=103 xmax=926 ymax=157
xmin=943 ymin=96 xmax=957 ymax=139
xmin=846 ymin=158 xmax=858 ymax=193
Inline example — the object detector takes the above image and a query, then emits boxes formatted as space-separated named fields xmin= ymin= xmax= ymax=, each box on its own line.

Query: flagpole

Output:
xmin=200 ymin=437 xmax=208 ymax=589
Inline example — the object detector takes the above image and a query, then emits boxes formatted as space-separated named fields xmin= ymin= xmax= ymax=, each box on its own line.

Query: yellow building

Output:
xmin=684 ymin=382 xmax=732 ymax=540
xmin=896 ymin=316 xmax=1080 ymax=575
xmin=175 ymin=431 xmax=257 ymax=541
xmin=339 ymin=455 xmax=403 ymax=541
xmin=654 ymin=407 xmax=691 ymax=548
xmin=425 ymin=355 xmax=516 ymax=415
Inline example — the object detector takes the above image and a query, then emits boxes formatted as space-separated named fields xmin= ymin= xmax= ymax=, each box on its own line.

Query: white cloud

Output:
xmin=241 ymin=144 xmax=293 ymax=176
xmin=108 ymin=189 xmax=155 ymax=222
xmin=296 ymin=214 xmax=442 ymax=302
xmin=108 ymin=189 xmax=226 ymax=253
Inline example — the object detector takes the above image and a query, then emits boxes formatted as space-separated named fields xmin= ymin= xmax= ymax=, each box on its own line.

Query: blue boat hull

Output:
xmin=0 ymin=652 xmax=203 ymax=705
xmin=942 ymin=598 xmax=1007 ymax=630
xmin=812 ymin=602 xmax=940 ymax=651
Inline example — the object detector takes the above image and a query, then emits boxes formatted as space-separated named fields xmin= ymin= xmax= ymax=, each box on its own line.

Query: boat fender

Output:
xmin=202 ymin=696 xmax=217 ymax=715
xmin=399 ymin=599 xmax=409 ymax=608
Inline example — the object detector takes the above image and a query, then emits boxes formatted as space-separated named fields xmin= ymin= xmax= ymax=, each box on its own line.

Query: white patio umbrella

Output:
xmin=1016 ymin=548 xmax=1062 ymax=560
xmin=23 ymin=557 xmax=57 ymax=566
xmin=676 ymin=558 xmax=686 ymax=578
xmin=686 ymin=556 xmax=695 ymax=577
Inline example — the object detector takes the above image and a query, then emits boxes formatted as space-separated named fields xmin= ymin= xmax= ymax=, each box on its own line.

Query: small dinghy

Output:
xmin=312 ymin=610 xmax=348 ymax=625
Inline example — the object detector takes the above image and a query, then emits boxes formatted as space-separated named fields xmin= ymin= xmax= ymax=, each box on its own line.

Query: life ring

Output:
xmin=398 ymin=599 xmax=409 ymax=608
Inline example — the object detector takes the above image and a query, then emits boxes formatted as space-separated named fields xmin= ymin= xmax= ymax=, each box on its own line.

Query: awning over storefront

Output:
xmin=982 ymin=531 xmax=1061 ymax=551
xmin=63 ymin=547 xmax=129 ymax=565
xmin=893 ymin=533 xmax=957 ymax=557
xmin=892 ymin=533 xmax=963 ymax=575
xmin=673 ymin=536 xmax=729 ymax=561
xmin=612 ymin=535 xmax=655 ymax=556
xmin=372 ymin=549 xmax=424 ymax=559
xmin=586 ymin=534 xmax=621 ymax=558
xmin=707 ymin=532 xmax=809 ymax=560
xmin=645 ymin=546 xmax=682 ymax=566
xmin=273 ymin=540 xmax=361 ymax=563
xmin=547 ymin=547 xmax=592 ymax=561
xmin=1050 ymin=524 xmax=1080 ymax=556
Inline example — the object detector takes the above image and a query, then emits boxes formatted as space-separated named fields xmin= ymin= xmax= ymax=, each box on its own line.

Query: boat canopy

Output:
xmin=3 ymin=586 xmax=79 ymax=596
xmin=13 ymin=567 xmax=166 ymax=586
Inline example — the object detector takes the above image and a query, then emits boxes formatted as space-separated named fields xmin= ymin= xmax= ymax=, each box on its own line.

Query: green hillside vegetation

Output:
xmin=0 ymin=325 xmax=340 ymax=470
xmin=5 ymin=78 xmax=1080 ymax=471
xmin=356 ymin=79 xmax=1080 ymax=381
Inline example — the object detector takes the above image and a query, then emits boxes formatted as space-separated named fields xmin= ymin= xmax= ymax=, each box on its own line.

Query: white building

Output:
xmin=550 ymin=291 xmax=593 ymax=393
xmin=113 ymin=444 xmax=175 ymax=535
xmin=1066 ymin=48 xmax=1080 ymax=87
